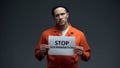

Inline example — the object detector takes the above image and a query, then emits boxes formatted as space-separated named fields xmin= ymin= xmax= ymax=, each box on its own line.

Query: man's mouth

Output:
xmin=59 ymin=20 xmax=64 ymax=22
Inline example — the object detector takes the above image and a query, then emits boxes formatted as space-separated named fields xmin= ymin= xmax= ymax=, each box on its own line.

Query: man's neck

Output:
xmin=56 ymin=23 xmax=69 ymax=31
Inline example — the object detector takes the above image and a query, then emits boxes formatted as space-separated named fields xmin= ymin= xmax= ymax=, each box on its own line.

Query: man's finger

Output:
xmin=44 ymin=45 xmax=50 ymax=49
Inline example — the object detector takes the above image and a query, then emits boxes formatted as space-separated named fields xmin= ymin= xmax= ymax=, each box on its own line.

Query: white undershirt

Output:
xmin=61 ymin=26 xmax=70 ymax=36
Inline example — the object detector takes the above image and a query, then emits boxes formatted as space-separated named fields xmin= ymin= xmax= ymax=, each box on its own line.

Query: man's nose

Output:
xmin=59 ymin=15 xmax=62 ymax=19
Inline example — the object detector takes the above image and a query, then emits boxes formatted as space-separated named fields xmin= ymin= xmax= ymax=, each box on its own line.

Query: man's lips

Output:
xmin=59 ymin=19 xmax=64 ymax=22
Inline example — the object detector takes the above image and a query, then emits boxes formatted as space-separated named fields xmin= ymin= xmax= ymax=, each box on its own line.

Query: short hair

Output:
xmin=51 ymin=6 xmax=69 ymax=16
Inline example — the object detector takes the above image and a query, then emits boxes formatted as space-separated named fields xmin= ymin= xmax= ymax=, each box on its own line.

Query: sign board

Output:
xmin=48 ymin=36 xmax=75 ymax=56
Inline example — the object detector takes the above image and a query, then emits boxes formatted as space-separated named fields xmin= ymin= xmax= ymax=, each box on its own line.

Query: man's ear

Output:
xmin=67 ymin=12 xmax=69 ymax=18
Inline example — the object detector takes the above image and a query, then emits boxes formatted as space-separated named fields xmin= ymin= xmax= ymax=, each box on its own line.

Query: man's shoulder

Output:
xmin=70 ymin=26 xmax=83 ymax=33
xmin=70 ymin=26 xmax=85 ymax=37
xmin=42 ymin=26 xmax=55 ymax=34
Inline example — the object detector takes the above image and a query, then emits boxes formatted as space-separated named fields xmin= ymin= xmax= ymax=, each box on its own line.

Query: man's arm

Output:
xmin=35 ymin=34 xmax=49 ymax=61
xmin=79 ymin=32 xmax=91 ymax=61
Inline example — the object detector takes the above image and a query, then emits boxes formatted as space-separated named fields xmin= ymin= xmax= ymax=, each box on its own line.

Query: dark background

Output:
xmin=1 ymin=0 xmax=120 ymax=68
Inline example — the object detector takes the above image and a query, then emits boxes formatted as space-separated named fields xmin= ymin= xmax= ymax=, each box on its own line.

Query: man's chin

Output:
xmin=58 ymin=23 xmax=65 ymax=26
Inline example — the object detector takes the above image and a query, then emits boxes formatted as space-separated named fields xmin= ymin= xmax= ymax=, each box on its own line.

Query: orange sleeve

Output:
xmin=35 ymin=33 xmax=47 ymax=61
xmin=80 ymin=32 xmax=91 ymax=61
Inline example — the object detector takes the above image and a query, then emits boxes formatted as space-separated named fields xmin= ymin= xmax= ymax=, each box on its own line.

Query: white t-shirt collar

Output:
xmin=61 ymin=26 xmax=70 ymax=36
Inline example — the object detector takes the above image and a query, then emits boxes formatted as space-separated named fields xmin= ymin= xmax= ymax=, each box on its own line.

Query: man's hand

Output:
xmin=74 ymin=46 xmax=84 ymax=56
xmin=40 ymin=44 xmax=50 ymax=54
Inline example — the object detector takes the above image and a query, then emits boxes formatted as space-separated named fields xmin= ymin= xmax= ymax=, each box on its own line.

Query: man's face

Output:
xmin=53 ymin=7 xmax=69 ymax=26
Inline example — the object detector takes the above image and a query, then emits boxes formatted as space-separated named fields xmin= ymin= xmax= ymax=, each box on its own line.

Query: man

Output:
xmin=35 ymin=6 xmax=91 ymax=68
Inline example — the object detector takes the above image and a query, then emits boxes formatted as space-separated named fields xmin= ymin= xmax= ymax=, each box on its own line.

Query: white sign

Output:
xmin=48 ymin=36 xmax=75 ymax=56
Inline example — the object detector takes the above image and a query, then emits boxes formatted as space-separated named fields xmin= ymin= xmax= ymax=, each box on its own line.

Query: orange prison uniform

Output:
xmin=35 ymin=24 xmax=91 ymax=68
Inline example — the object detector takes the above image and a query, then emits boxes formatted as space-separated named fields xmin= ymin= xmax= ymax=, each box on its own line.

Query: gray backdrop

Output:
xmin=1 ymin=0 xmax=120 ymax=68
